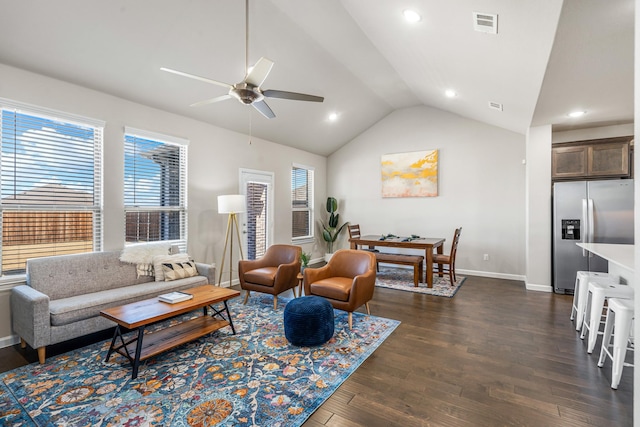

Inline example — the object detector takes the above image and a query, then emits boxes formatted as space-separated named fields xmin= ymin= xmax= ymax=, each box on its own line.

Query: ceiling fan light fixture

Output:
xmin=230 ymin=84 xmax=264 ymax=104
xmin=403 ymin=9 xmax=421 ymax=23
xmin=328 ymin=112 xmax=339 ymax=121
xmin=568 ymin=110 xmax=586 ymax=118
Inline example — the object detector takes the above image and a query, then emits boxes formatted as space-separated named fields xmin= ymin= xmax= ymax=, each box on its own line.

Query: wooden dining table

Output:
xmin=349 ymin=234 xmax=446 ymax=287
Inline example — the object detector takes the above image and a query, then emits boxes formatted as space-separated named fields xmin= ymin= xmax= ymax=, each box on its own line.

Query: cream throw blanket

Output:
xmin=120 ymin=242 xmax=172 ymax=277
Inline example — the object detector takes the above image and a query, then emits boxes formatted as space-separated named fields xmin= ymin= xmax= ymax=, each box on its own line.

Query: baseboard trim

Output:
xmin=525 ymin=283 xmax=553 ymax=293
xmin=0 ymin=334 xmax=19 ymax=349
xmin=456 ymin=269 xmax=525 ymax=282
xmin=377 ymin=265 xmax=526 ymax=283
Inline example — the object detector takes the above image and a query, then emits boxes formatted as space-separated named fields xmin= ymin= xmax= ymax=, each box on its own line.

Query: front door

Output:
xmin=239 ymin=169 xmax=274 ymax=260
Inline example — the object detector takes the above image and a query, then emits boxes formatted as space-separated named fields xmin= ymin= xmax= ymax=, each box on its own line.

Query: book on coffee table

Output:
xmin=158 ymin=291 xmax=193 ymax=304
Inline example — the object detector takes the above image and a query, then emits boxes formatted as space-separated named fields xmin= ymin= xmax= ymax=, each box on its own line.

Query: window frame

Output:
xmin=291 ymin=163 xmax=314 ymax=243
xmin=0 ymin=98 xmax=104 ymax=277
xmin=123 ymin=126 xmax=188 ymax=251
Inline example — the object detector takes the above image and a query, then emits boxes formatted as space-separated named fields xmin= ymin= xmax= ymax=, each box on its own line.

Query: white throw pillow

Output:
xmin=153 ymin=253 xmax=189 ymax=281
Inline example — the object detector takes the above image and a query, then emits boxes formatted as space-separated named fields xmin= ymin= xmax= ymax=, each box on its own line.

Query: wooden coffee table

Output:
xmin=100 ymin=285 xmax=240 ymax=379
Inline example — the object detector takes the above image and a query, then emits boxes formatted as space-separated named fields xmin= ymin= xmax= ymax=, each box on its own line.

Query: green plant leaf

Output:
xmin=326 ymin=197 xmax=337 ymax=213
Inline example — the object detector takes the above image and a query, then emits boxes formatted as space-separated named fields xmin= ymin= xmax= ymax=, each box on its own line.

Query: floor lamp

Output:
xmin=218 ymin=194 xmax=246 ymax=287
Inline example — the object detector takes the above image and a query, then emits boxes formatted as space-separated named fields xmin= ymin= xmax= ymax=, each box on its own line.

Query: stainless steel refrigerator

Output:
xmin=552 ymin=179 xmax=634 ymax=294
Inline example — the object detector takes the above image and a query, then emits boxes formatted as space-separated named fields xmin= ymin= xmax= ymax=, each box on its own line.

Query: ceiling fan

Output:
xmin=160 ymin=0 xmax=324 ymax=119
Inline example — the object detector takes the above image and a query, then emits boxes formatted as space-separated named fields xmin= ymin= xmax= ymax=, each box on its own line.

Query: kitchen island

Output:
xmin=576 ymin=243 xmax=634 ymax=285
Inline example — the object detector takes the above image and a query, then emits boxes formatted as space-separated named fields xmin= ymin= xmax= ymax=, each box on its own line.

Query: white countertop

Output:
xmin=576 ymin=243 xmax=635 ymax=272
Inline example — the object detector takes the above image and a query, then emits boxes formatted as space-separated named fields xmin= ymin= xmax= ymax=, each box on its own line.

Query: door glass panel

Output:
xmin=240 ymin=169 xmax=274 ymax=260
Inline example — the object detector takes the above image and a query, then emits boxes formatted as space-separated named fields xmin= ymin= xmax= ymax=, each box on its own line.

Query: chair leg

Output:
xmin=449 ymin=267 xmax=454 ymax=285
xmin=243 ymin=291 xmax=250 ymax=305
xmin=348 ymin=312 xmax=353 ymax=330
xmin=365 ymin=302 xmax=371 ymax=315
xmin=20 ymin=338 xmax=26 ymax=349
xmin=273 ymin=295 xmax=278 ymax=310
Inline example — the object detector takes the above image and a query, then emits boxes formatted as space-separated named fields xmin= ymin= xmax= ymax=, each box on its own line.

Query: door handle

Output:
xmin=581 ymin=198 xmax=588 ymax=257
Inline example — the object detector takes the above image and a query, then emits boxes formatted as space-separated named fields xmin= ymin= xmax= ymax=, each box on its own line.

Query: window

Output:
xmin=124 ymin=127 xmax=187 ymax=249
xmin=0 ymin=99 xmax=104 ymax=275
xmin=291 ymin=164 xmax=314 ymax=240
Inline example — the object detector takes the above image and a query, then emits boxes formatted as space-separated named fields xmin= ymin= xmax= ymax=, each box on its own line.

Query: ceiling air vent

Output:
xmin=488 ymin=101 xmax=503 ymax=111
xmin=473 ymin=12 xmax=498 ymax=34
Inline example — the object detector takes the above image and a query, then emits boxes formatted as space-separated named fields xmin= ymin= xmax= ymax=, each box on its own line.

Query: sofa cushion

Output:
xmin=162 ymin=261 xmax=198 ymax=281
xmin=48 ymin=275 xmax=207 ymax=326
xmin=26 ymin=251 xmax=153 ymax=300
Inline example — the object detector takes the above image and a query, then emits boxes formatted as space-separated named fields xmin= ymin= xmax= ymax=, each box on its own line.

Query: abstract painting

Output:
xmin=381 ymin=150 xmax=438 ymax=197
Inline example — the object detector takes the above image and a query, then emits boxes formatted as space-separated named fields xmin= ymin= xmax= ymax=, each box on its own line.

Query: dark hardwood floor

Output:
xmin=0 ymin=275 xmax=633 ymax=426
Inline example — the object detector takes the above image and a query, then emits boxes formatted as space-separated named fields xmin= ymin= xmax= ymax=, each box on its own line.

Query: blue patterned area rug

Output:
xmin=0 ymin=295 xmax=399 ymax=427
xmin=376 ymin=267 xmax=466 ymax=297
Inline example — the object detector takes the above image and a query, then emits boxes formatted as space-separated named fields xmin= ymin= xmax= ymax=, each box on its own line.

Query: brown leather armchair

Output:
xmin=239 ymin=244 xmax=301 ymax=309
xmin=303 ymin=249 xmax=376 ymax=329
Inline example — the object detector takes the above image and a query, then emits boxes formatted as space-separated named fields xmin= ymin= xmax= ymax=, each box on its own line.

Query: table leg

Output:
xmin=223 ymin=300 xmax=236 ymax=335
xmin=105 ymin=325 xmax=121 ymax=362
xmin=208 ymin=301 xmax=237 ymax=335
xmin=425 ymin=248 xmax=434 ymax=288
xmin=131 ymin=326 xmax=146 ymax=380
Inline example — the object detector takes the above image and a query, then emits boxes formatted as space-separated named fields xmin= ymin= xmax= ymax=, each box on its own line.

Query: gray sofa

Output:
xmin=10 ymin=251 xmax=216 ymax=363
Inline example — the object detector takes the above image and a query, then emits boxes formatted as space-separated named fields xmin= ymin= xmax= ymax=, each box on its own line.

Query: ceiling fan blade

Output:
xmin=252 ymin=100 xmax=276 ymax=119
xmin=245 ymin=57 xmax=274 ymax=87
xmin=190 ymin=94 xmax=232 ymax=107
xmin=161 ymin=67 xmax=232 ymax=89
xmin=263 ymin=89 xmax=324 ymax=103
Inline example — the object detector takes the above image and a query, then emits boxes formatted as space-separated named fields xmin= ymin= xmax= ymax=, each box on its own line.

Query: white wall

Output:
xmin=0 ymin=63 xmax=327 ymax=341
xmin=525 ymin=125 xmax=552 ymax=292
xmin=327 ymin=106 xmax=526 ymax=279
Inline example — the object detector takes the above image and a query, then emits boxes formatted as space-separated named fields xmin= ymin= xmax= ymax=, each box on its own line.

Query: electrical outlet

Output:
xmin=483 ymin=254 xmax=489 ymax=261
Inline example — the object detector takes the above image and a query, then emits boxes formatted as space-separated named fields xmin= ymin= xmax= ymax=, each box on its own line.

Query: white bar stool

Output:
xmin=571 ymin=271 xmax=618 ymax=331
xmin=580 ymin=281 xmax=633 ymax=353
xmin=597 ymin=297 xmax=634 ymax=389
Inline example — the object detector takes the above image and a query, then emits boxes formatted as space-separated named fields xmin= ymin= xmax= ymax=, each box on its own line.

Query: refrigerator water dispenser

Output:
xmin=561 ymin=219 xmax=580 ymax=240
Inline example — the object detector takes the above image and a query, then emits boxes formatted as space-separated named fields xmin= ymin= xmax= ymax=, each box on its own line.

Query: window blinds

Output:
xmin=124 ymin=129 xmax=187 ymax=247
xmin=0 ymin=105 xmax=103 ymax=275
xmin=291 ymin=165 xmax=314 ymax=239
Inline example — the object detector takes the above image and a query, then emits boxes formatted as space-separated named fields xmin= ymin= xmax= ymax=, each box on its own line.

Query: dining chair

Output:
xmin=434 ymin=227 xmax=462 ymax=285
xmin=348 ymin=224 xmax=370 ymax=246
xmin=303 ymin=249 xmax=376 ymax=329
xmin=348 ymin=224 xmax=380 ymax=270
xmin=238 ymin=244 xmax=301 ymax=309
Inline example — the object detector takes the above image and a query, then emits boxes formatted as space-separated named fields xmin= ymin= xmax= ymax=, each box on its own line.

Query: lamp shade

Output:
xmin=218 ymin=194 xmax=246 ymax=214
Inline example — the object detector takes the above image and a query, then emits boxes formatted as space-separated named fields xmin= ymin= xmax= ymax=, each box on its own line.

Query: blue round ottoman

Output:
xmin=284 ymin=296 xmax=334 ymax=346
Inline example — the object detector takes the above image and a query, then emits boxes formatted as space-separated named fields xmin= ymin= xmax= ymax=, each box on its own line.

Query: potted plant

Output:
xmin=300 ymin=251 xmax=311 ymax=273
xmin=320 ymin=196 xmax=348 ymax=262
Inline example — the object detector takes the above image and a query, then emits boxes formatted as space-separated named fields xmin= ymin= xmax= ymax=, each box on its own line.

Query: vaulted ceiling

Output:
xmin=0 ymin=0 xmax=633 ymax=156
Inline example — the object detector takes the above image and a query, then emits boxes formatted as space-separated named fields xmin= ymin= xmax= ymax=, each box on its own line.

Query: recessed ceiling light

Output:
xmin=568 ymin=110 xmax=586 ymax=118
xmin=403 ymin=9 xmax=421 ymax=23
xmin=445 ymin=90 xmax=457 ymax=98
xmin=328 ymin=112 xmax=338 ymax=121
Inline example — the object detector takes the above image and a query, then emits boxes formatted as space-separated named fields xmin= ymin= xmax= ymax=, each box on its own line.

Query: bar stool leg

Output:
xmin=574 ymin=279 xmax=589 ymax=331
xmin=581 ymin=289 xmax=606 ymax=353
xmin=610 ymin=310 xmax=633 ymax=389
xmin=597 ymin=306 xmax=615 ymax=368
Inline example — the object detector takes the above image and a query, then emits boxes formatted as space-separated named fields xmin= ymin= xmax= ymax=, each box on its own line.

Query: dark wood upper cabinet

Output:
xmin=552 ymin=136 xmax=632 ymax=180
